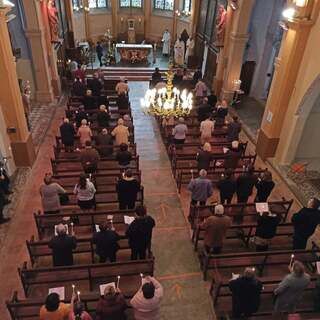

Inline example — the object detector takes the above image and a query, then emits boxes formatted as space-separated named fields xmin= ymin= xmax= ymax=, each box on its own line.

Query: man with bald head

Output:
xmin=188 ymin=169 xmax=213 ymax=206
xmin=48 ymin=223 xmax=77 ymax=266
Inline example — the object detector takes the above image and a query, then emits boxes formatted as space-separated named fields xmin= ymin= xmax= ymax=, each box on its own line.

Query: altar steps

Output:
xmin=86 ymin=67 xmax=169 ymax=81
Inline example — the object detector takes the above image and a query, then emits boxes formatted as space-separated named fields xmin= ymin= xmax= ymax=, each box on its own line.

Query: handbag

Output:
xmin=59 ymin=193 xmax=69 ymax=205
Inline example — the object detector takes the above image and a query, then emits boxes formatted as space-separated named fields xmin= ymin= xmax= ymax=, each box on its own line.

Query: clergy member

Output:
xmin=185 ymin=37 xmax=195 ymax=65
xmin=162 ymin=29 xmax=171 ymax=56
xmin=174 ymin=37 xmax=185 ymax=67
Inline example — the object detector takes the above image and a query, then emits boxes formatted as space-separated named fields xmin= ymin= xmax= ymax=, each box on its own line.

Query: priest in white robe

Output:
xmin=162 ymin=29 xmax=171 ymax=56
xmin=185 ymin=37 xmax=195 ymax=65
xmin=174 ymin=37 xmax=185 ymax=66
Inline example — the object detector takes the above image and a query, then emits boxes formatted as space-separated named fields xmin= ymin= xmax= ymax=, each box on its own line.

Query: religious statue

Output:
xmin=47 ymin=0 xmax=60 ymax=43
xmin=174 ymin=36 xmax=185 ymax=66
xmin=185 ymin=36 xmax=195 ymax=65
xmin=215 ymin=4 xmax=227 ymax=47
xmin=162 ymin=29 xmax=171 ymax=56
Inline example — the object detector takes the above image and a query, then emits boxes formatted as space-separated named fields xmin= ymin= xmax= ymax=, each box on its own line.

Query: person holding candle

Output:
xmin=69 ymin=300 xmax=92 ymax=320
xmin=49 ymin=223 xmax=77 ymax=267
xmin=273 ymin=261 xmax=311 ymax=315
xmin=92 ymin=221 xmax=121 ymax=263
xmin=130 ymin=276 xmax=163 ymax=320
xmin=74 ymin=173 xmax=96 ymax=211
xmin=96 ymin=285 xmax=127 ymax=320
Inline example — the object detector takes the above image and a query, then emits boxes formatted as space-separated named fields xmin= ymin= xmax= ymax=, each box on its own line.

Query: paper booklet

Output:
xmin=231 ymin=273 xmax=240 ymax=280
xmin=99 ymin=282 xmax=116 ymax=295
xmin=255 ymin=202 xmax=269 ymax=213
xmin=49 ymin=287 xmax=65 ymax=300
xmin=95 ymin=224 xmax=100 ymax=232
xmin=223 ymin=147 xmax=229 ymax=154
xmin=124 ymin=215 xmax=135 ymax=225
xmin=54 ymin=224 xmax=69 ymax=236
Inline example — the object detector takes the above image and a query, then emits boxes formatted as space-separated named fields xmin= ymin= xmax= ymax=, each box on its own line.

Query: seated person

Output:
xmin=48 ymin=223 xmax=77 ymax=267
xmin=93 ymin=221 xmax=121 ymax=263
xmin=97 ymin=104 xmax=110 ymax=128
xmin=83 ymin=89 xmax=96 ymax=110
xmin=116 ymin=143 xmax=132 ymax=166
xmin=95 ymin=128 xmax=113 ymax=157
xmin=79 ymin=141 xmax=100 ymax=174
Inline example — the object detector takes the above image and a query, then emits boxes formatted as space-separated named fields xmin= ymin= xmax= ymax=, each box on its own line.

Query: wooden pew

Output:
xmin=200 ymin=248 xmax=319 ymax=280
xmin=193 ymin=222 xmax=294 ymax=251
xmin=33 ymin=209 xmax=136 ymax=240
xmin=188 ymin=199 xmax=293 ymax=229
xmin=18 ymin=258 xmax=154 ymax=297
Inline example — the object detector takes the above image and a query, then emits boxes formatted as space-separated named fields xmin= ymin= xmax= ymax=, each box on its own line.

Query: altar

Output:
xmin=116 ymin=43 xmax=153 ymax=64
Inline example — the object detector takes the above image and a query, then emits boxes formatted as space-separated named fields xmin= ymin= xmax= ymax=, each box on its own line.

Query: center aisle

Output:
xmin=129 ymin=82 xmax=215 ymax=320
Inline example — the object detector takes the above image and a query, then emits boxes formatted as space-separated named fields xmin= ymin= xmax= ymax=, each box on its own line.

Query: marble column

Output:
xmin=110 ymin=0 xmax=118 ymax=38
xmin=64 ymin=0 xmax=75 ymax=47
xmin=0 ymin=6 xmax=35 ymax=167
xmin=190 ymin=0 xmax=200 ymax=36
xmin=256 ymin=3 xmax=319 ymax=159
xmin=172 ymin=0 xmax=179 ymax=41
xmin=221 ymin=0 xmax=255 ymax=101
xmin=22 ymin=0 xmax=54 ymax=103
xmin=83 ymin=0 xmax=90 ymax=39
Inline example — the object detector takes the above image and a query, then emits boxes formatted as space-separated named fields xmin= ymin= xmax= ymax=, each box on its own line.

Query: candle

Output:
xmin=77 ymin=291 xmax=81 ymax=301
xmin=290 ymin=254 xmax=295 ymax=267
xmin=190 ymin=169 xmax=194 ymax=179
xmin=116 ymin=275 xmax=121 ymax=289
xmin=72 ymin=284 xmax=75 ymax=294
xmin=70 ymin=222 xmax=74 ymax=235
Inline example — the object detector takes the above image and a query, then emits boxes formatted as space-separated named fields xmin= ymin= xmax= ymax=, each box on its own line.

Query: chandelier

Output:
xmin=140 ymin=68 xmax=193 ymax=117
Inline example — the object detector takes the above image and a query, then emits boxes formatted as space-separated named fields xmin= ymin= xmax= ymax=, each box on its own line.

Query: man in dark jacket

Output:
xmin=292 ymin=197 xmax=320 ymax=249
xmin=197 ymin=99 xmax=212 ymax=122
xmin=95 ymin=128 xmax=113 ymax=157
xmin=83 ymin=89 xmax=96 ymax=110
xmin=151 ymin=67 xmax=162 ymax=84
xmin=217 ymin=169 xmax=236 ymax=204
xmin=117 ymin=93 xmax=129 ymax=110
xmin=93 ymin=221 xmax=120 ymax=263
xmin=126 ymin=205 xmax=155 ymax=260
xmin=116 ymin=169 xmax=140 ymax=210
xmin=79 ymin=141 xmax=100 ymax=174
xmin=97 ymin=105 xmax=110 ymax=128
xmin=116 ymin=143 xmax=132 ymax=166
xmin=88 ymin=73 xmax=103 ymax=96
xmin=229 ymin=267 xmax=263 ymax=318
xmin=236 ymin=165 xmax=257 ymax=204
xmin=254 ymin=170 xmax=275 ymax=202
xmin=224 ymin=141 xmax=242 ymax=170
xmin=96 ymin=41 xmax=104 ymax=67
xmin=59 ymin=118 xmax=76 ymax=152
xmin=227 ymin=116 xmax=242 ymax=142
xmin=75 ymin=105 xmax=88 ymax=128
xmin=48 ymin=224 xmax=77 ymax=266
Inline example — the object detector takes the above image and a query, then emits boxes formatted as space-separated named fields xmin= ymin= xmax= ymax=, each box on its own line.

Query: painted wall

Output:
xmin=275 ymin=10 xmax=320 ymax=165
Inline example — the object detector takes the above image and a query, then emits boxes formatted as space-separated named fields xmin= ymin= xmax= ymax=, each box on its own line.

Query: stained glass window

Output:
xmin=72 ymin=0 xmax=82 ymax=10
xmin=89 ymin=0 xmax=107 ymax=8
xmin=154 ymin=0 xmax=174 ymax=10
xmin=120 ymin=0 xmax=142 ymax=8
xmin=183 ymin=0 xmax=191 ymax=12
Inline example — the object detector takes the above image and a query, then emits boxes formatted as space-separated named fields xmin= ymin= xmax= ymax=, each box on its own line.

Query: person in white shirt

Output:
xmin=200 ymin=116 xmax=215 ymax=144
xmin=162 ymin=29 xmax=171 ymax=56
xmin=73 ymin=173 xmax=96 ymax=211
xmin=115 ymin=77 xmax=129 ymax=96
xmin=172 ymin=117 xmax=188 ymax=145
xmin=185 ymin=37 xmax=195 ymax=65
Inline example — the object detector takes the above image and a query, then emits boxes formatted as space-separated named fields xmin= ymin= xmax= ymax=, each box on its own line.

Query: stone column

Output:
xmin=257 ymin=4 xmax=319 ymax=159
xmin=83 ymin=0 xmax=90 ymax=39
xmin=64 ymin=0 xmax=75 ymax=47
xmin=213 ymin=2 xmax=234 ymax=95
xmin=110 ymin=0 xmax=118 ymax=38
xmin=22 ymin=0 xmax=54 ymax=103
xmin=221 ymin=0 xmax=255 ymax=101
xmin=172 ymin=0 xmax=179 ymax=40
xmin=0 ymin=6 xmax=35 ymax=167
xmin=144 ymin=0 xmax=151 ymax=39
xmin=190 ymin=0 xmax=200 ymax=36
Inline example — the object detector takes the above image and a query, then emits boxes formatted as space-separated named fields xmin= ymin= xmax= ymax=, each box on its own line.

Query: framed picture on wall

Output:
xmin=212 ymin=0 xmax=227 ymax=47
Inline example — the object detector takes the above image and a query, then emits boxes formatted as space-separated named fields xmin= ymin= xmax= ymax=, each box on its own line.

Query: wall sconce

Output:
xmin=230 ymin=0 xmax=238 ymax=10
xmin=120 ymin=17 xmax=124 ymax=23
xmin=138 ymin=18 xmax=142 ymax=23
xmin=0 ymin=0 xmax=15 ymax=8
xmin=232 ymin=79 xmax=242 ymax=91
xmin=84 ymin=6 xmax=90 ymax=12
xmin=294 ymin=0 xmax=308 ymax=7
xmin=175 ymin=10 xmax=181 ymax=17
xmin=182 ymin=10 xmax=191 ymax=16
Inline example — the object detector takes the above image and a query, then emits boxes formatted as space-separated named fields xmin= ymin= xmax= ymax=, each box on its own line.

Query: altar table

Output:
xmin=116 ymin=43 xmax=153 ymax=64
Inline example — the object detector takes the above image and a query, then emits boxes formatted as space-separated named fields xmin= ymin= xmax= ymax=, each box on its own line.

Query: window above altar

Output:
xmin=89 ymin=0 xmax=108 ymax=8
xmin=119 ymin=0 xmax=143 ymax=8
xmin=153 ymin=0 xmax=174 ymax=11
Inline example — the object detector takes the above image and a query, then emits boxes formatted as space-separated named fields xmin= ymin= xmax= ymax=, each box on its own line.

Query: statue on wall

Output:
xmin=215 ymin=4 xmax=227 ymax=47
xmin=47 ymin=0 xmax=60 ymax=43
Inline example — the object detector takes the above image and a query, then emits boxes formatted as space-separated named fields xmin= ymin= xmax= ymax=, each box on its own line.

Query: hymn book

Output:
xmin=99 ymin=282 xmax=116 ymax=295
xmin=49 ymin=286 xmax=65 ymax=300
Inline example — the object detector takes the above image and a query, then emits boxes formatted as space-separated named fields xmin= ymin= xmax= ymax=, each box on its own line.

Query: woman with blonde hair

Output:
xmin=196 ymin=142 xmax=212 ymax=171
xmin=111 ymin=118 xmax=130 ymax=145
xmin=77 ymin=119 xmax=93 ymax=147
xmin=200 ymin=115 xmax=215 ymax=144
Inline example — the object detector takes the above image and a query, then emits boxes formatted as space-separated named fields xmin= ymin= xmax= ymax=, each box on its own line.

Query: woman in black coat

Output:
xmin=196 ymin=143 xmax=212 ymax=171
xmin=217 ymin=169 xmax=236 ymax=204
xmin=59 ymin=118 xmax=76 ymax=152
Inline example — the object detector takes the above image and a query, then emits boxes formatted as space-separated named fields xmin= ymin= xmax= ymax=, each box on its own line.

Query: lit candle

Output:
xmin=116 ymin=275 xmax=121 ymax=289
xmin=111 ymin=219 xmax=114 ymax=230
xmin=190 ymin=169 xmax=194 ymax=179
xmin=72 ymin=284 xmax=75 ymax=294
xmin=290 ymin=254 xmax=295 ymax=267
xmin=70 ymin=222 xmax=74 ymax=235
xmin=77 ymin=291 xmax=81 ymax=301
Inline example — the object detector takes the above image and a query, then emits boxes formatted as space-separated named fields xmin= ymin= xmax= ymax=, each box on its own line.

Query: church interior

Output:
xmin=1 ymin=0 xmax=320 ymax=319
